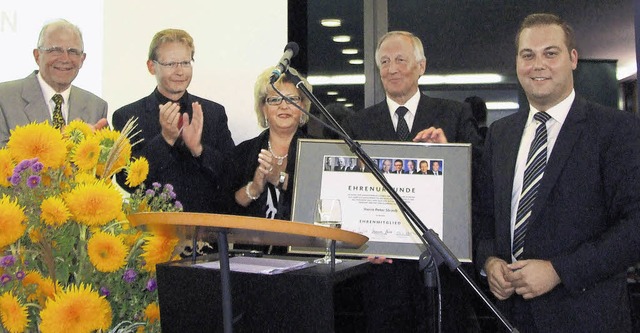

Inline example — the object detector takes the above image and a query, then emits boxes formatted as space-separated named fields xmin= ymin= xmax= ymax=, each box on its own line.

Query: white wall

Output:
xmin=0 ymin=0 xmax=287 ymax=144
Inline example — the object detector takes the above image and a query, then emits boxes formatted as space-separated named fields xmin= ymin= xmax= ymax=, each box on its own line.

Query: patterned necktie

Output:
xmin=52 ymin=94 xmax=65 ymax=129
xmin=513 ymin=111 xmax=552 ymax=260
xmin=395 ymin=106 xmax=410 ymax=141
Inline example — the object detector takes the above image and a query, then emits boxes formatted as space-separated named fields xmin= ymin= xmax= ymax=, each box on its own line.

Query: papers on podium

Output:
xmin=196 ymin=256 xmax=314 ymax=275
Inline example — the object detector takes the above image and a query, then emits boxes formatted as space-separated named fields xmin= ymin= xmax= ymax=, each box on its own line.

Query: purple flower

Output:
xmin=159 ymin=193 xmax=167 ymax=201
xmin=164 ymin=183 xmax=174 ymax=192
xmin=123 ymin=269 xmax=137 ymax=283
xmin=168 ymin=191 xmax=177 ymax=199
xmin=174 ymin=201 xmax=183 ymax=210
xmin=15 ymin=271 xmax=25 ymax=280
xmin=100 ymin=286 xmax=111 ymax=297
xmin=14 ymin=159 xmax=33 ymax=173
xmin=0 ymin=274 xmax=11 ymax=286
xmin=27 ymin=175 xmax=41 ymax=188
xmin=31 ymin=162 xmax=44 ymax=173
xmin=152 ymin=182 xmax=161 ymax=190
xmin=145 ymin=189 xmax=155 ymax=197
xmin=0 ymin=255 xmax=16 ymax=267
xmin=9 ymin=174 xmax=21 ymax=186
xmin=146 ymin=278 xmax=157 ymax=292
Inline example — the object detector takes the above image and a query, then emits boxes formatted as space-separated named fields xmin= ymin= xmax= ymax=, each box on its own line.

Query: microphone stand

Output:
xmin=279 ymin=70 xmax=519 ymax=333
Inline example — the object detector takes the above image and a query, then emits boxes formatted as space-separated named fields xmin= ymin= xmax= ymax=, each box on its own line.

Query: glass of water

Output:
xmin=313 ymin=198 xmax=342 ymax=264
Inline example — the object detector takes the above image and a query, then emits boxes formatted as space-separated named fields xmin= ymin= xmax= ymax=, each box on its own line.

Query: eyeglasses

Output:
xmin=38 ymin=46 xmax=84 ymax=57
xmin=265 ymin=95 xmax=302 ymax=106
xmin=153 ymin=60 xmax=193 ymax=69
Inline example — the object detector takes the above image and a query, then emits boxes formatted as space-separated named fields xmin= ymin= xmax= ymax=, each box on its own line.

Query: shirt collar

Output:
xmin=527 ymin=89 xmax=575 ymax=126
xmin=386 ymin=89 xmax=421 ymax=117
xmin=37 ymin=71 xmax=71 ymax=104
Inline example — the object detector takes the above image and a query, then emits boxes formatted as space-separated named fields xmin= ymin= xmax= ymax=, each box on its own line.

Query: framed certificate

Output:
xmin=290 ymin=139 xmax=472 ymax=261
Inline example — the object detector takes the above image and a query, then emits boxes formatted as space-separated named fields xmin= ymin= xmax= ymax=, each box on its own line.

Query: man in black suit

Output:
xmin=343 ymin=31 xmax=482 ymax=332
xmin=333 ymin=157 xmax=347 ymax=171
xmin=427 ymin=160 xmax=442 ymax=175
xmin=418 ymin=160 xmax=429 ymax=174
xmin=393 ymin=159 xmax=405 ymax=174
xmin=112 ymin=29 xmax=234 ymax=214
xmin=475 ymin=13 xmax=640 ymax=332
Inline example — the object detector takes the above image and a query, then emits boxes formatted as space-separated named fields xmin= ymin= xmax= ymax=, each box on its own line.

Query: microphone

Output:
xmin=270 ymin=42 xmax=299 ymax=83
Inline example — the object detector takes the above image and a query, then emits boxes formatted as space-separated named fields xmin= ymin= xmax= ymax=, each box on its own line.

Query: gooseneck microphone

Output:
xmin=269 ymin=42 xmax=299 ymax=83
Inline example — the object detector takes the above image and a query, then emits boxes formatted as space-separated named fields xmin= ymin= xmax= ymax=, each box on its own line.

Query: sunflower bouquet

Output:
xmin=0 ymin=120 xmax=182 ymax=333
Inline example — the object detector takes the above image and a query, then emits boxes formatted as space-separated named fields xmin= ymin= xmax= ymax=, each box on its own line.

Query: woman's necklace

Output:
xmin=268 ymin=141 xmax=288 ymax=165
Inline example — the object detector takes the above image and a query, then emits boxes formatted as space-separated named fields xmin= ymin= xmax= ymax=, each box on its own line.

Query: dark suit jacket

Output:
xmin=343 ymin=93 xmax=482 ymax=148
xmin=0 ymin=71 xmax=108 ymax=146
xmin=112 ymin=90 xmax=234 ymax=213
xmin=475 ymin=96 xmax=640 ymax=332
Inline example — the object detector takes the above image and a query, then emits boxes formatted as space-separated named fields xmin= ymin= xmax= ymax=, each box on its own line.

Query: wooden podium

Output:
xmin=127 ymin=212 xmax=369 ymax=333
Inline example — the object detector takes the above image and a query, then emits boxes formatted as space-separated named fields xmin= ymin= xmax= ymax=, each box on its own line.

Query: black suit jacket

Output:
xmin=475 ymin=96 xmax=640 ymax=331
xmin=344 ymin=93 xmax=481 ymax=148
xmin=112 ymin=90 xmax=234 ymax=213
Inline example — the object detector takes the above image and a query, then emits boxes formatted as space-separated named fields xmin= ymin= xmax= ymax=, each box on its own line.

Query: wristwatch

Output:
xmin=278 ymin=172 xmax=286 ymax=189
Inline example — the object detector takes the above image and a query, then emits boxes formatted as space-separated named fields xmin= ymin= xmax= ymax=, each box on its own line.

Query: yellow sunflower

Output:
xmin=87 ymin=231 xmax=129 ymax=272
xmin=74 ymin=172 xmax=98 ymax=185
xmin=62 ymin=119 xmax=93 ymax=144
xmin=0 ymin=149 xmax=13 ymax=187
xmin=0 ymin=194 xmax=26 ymax=248
xmin=6 ymin=122 xmax=67 ymax=169
xmin=72 ymin=136 xmax=100 ymax=172
xmin=21 ymin=270 xmax=58 ymax=306
xmin=143 ymin=302 xmax=160 ymax=323
xmin=64 ymin=181 xmax=123 ymax=226
xmin=141 ymin=234 xmax=179 ymax=272
xmin=40 ymin=196 xmax=71 ymax=226
xmin=39 ymin=283 xmax=112 ymax=333
xmin=125 ymin=157 xmax=149 ymax=187
xmin=0 ymin=292 xmax=29 ymax=333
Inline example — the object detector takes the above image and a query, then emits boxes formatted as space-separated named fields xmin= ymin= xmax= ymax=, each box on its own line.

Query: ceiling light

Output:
xmin=332 ymin=35 xmax=351 ymax=43
xmin=348 ymin=59 xmax=364 ymax=65
xmin=320 ymin=19 xmax=342 ymax=27
xmin=336 ymin=97 xmax=347 ymax=102
xmin=418 ymin=73 xmax=503 ymax=85
xmin=486 ymin=102 xmax=520 ymax=110
xmin=342 ymin=49 xmax=358 ymax=55
xmin=307 ymin=74 xmax=366 ymax=85
xmin=326 ymin=91 xmax=339 ymax=96
xmin=344 ymin=103 xmax=354 ymax=108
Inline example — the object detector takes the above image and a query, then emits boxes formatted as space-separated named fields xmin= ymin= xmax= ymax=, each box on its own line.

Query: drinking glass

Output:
xmin=313 ymin=198 xmax=342 ymax=264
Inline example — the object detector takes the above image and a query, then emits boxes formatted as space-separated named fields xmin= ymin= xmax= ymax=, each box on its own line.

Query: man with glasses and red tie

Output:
xmin=0 ymin=19 xmax=108 ymax=146
xmin=112 ymin=29 xmax=234 ymax=219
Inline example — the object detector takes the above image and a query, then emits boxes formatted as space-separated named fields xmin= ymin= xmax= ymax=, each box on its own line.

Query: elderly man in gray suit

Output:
xmin=0 ymin=19 xmax=107 ymax=146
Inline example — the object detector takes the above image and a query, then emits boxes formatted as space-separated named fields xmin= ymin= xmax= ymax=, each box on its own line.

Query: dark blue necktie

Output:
xmin=513 ymin=111 xmax=551 ymax=260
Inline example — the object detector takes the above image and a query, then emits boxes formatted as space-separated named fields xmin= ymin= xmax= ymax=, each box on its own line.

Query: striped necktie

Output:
xmin=395 ymin=106 xmax=410 ymax=141
xmin=513 ymin=111 xmax=552 ymax=260
xmin=52 ymin=94 xmax=65 ymax=129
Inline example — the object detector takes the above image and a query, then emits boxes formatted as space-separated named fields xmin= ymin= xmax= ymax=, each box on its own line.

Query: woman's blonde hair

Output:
xmin=254 ymin=67 xmax=312 ymax=128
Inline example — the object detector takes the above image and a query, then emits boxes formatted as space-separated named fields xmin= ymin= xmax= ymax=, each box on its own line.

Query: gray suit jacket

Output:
xmin=0 ymin=71 xmax=108 ymax=146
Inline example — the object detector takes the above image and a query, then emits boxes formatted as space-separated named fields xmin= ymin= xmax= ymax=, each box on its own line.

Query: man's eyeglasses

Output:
xmin=38 ymin=46 xmax=84 ymax=57
xmin=265 ymin=95 xmax=302 ymax=106
xmin=153 ymin=60 xmax=193 ymax=69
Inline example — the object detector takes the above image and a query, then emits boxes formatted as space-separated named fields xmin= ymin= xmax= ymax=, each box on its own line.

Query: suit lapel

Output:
xmin=22 ymin=72 xmax=50 ymax=123
xmin=532 ymin=98 xmax=587 ymax=222
xmin=67 ymin=86 xmax=86 ymax=122
xmin=376 ymin=101 xmax=399 ymax=141
xmin=495 ymin=111 xmax=528 ymax=232
xmin=411 ymin=94 xmax=437 ymax=138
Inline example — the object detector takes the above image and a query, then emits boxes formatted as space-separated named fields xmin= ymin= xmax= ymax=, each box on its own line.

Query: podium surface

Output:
xmin=157 ymin=255 xmax=370 ymax=332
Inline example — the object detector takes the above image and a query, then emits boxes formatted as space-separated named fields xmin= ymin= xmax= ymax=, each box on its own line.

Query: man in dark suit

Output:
xmin=112 ymin=29 xmax=234 ymax=214
xmin=333 ymin=157 xmax=347 ymax=171
xmin=0 ymin=19 xmax=108 ymax=146
xmin=405 ymin=160 xmax=418 ymax=174
xmin=475 ymin=13 xmax=640 ymax=332
xmin=418 ymin=160 xmax=429 ymax=174
xmin=427 ymin=160 xmax=442 ymax=175
xmin=393 ymin=159 xmax=405 ymax=174
xmin=343 ymin=31 xmax=482 ymax=332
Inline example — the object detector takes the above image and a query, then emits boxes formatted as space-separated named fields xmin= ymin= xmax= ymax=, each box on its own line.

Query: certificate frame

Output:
xmin=289 ymin=139 xmax=472 ymax=261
